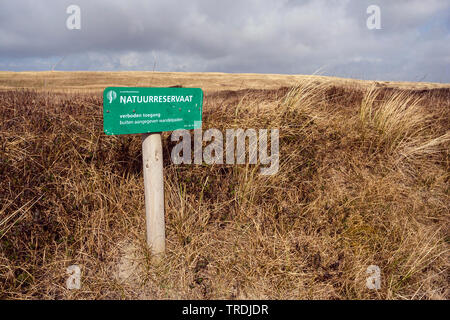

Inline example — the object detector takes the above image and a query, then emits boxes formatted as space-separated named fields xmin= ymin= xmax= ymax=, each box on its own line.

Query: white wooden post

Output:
xmin=142 ymin=132 xmax=165 ymax=255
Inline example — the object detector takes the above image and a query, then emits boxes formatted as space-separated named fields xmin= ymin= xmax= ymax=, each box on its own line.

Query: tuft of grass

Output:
xmin=360 ymin=87 xmax=429 ymax=153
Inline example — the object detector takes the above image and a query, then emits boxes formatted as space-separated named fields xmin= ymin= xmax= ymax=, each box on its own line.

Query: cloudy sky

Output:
xmin=1 ymin=0 xmax=449 ymax=82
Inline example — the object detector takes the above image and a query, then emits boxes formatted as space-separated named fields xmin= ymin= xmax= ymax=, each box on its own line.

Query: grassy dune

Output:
xmin=0 ymin=72 xmax=449 ymax=299
xmin=1 ymin=71 xmax=449 ymax=93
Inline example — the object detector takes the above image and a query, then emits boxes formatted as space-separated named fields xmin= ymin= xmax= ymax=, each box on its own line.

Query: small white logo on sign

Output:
xmin=66 ymin=265 xmax=81 ymax=290
xmin=106 ymin=90 xmax=117 ymax=104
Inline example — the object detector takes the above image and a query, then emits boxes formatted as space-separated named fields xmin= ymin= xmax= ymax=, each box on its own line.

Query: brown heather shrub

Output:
xmin=0 ymin=81 xmax=449 ymax=299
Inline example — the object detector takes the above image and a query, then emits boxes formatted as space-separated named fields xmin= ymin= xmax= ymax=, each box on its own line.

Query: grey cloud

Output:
xmin=0 ymin=0 xmax=449 ymax=82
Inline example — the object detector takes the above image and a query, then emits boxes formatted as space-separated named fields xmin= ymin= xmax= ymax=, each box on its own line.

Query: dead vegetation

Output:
xmin=1 ymin=71 xmax=449 ymax=94
xmin=0 ymin=77 xmax=449 ymax=299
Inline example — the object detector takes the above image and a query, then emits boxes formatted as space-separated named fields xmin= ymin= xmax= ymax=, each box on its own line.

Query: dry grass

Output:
xmin=1 ymin=71 xmax=449 ymax=94
xmin=0 ymin=75 xmax=449 ymax=300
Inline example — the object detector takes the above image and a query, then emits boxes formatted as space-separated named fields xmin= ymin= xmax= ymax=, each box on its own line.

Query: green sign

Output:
xmin=103 ymin=87 xmax=203 ymax=135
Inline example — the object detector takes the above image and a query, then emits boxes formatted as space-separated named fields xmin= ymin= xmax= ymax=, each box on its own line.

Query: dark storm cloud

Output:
xmin=0 ymin=0 xmax=449 ymax=82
